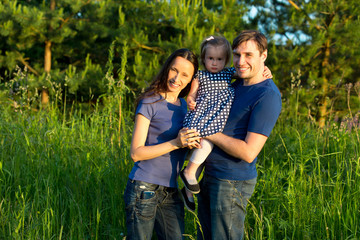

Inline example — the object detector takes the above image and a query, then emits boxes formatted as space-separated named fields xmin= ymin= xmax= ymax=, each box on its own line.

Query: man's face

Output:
xmin=232 ymin=40 xmax=267 ymax=83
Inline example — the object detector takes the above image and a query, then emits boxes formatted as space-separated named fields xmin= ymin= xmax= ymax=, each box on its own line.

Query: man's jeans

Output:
xmin=197 ymin=174 xmax=257 ymax=240
xmin=124 ymin=179 xmax=185 ymax=240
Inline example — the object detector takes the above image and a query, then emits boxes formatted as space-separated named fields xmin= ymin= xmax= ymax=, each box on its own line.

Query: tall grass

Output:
xmin=246 ymin=121 xmax=359 ymax=240
xmin=1 ymin=61 xmax=359 ymax=239
xmin=0 ymin=101 xmax=135 ymax=239
xmin=0 ymin=42 xmax=134 ymax=239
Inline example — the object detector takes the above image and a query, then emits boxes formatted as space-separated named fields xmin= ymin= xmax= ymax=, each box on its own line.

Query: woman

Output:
xmin=124 ymin=48 xmax=201 ymax=240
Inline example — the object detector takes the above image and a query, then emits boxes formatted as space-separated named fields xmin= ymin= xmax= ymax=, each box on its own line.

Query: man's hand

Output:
xmin=263 ymin=66 xmax=273 ymax=79
xmin=206 ymin=132 xmax=268 ymax=163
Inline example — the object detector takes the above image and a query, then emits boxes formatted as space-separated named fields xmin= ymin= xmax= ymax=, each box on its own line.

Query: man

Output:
xmin=197 ymin=30 xmax=282 ymax=239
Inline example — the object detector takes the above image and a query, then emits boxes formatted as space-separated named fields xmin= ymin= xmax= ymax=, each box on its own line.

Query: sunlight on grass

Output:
xmin=0 ymin=65 xmax=359 ymax=239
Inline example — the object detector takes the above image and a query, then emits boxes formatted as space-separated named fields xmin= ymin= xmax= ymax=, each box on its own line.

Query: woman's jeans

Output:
xmin=124 ymin=179 xmax=185 ymax=240
xmin=197 ymin=174 xmax=257 ymax=240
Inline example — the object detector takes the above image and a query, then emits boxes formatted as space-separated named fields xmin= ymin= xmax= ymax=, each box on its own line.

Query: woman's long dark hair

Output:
xmin=135 ymin=48 xmax=199 ymax=108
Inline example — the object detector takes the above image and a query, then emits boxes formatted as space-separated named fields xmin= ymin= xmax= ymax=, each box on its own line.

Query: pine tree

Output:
xmin=248 ymin=0 xmax=360 ymax=127
xmin=1 ymin=0 xmax=255 ymax=105
xmin=0 ymin=0 xmax=118 ymax=104
xmin=117 ymin=0 xmax=253 ymax=92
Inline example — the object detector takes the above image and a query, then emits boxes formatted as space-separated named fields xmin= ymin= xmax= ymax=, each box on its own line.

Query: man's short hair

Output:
xmin=232 ymin=30 xmax=268 ymax=54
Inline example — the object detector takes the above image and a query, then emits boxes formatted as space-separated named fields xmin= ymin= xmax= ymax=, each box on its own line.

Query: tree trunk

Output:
xmin=44 ymin=40 xmax=52 ymax=73
xmin=41 ymin=0 xmax=55 ymax=107
xmin=318 ymin=78 xmax=328 ymax=128
xmin=41 ymin=40 xmax=52 ymax=106
xmin=318 ymin=39 xmax=331 ymax=128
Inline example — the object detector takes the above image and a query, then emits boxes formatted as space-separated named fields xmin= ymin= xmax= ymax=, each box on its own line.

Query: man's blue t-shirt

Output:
xmin=128 ymin=94 xmax=188 ymax=188
xmin=205 ymin=78 xmax=282 ymax=180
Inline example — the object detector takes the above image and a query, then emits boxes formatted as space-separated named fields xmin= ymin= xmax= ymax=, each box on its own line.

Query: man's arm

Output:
xmin=206 ymin=131 xmax=268 ymax=163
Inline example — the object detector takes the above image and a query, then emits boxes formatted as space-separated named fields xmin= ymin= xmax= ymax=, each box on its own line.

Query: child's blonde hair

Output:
xmin=200 ymin=35 xmax=232 ymax=68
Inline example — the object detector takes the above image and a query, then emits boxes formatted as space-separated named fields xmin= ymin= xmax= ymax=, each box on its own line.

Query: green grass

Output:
xmin=0 ymin=102 xmax=132 ymax=239
xmin=246 ymin=121 xmax=360 ymax=240
xmin=0 ymin=96 xmax=359 ymax=239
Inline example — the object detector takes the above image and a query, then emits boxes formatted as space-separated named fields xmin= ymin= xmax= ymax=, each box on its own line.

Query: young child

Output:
xmin=180 ymin=36 xmax=272 ymax=210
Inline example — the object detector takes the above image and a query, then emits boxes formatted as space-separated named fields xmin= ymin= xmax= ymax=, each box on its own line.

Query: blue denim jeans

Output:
xmin=124 ymin=179 xmax=185 ymax=240
xmin=197 ymin=174 xmax=257 ymax=240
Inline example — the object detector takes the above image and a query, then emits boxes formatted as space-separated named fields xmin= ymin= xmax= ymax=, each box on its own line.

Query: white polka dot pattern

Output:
xmin=183 ymin=68 xmax=235 ymax=137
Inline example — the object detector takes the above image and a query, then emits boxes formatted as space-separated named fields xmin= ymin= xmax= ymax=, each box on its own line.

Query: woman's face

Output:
xmin=167 ymin=57 xmax=195 ymax=95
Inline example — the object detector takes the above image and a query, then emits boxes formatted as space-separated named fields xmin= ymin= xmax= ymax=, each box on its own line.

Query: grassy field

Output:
xmin=0 ymin=91 xmax=359 ymax=239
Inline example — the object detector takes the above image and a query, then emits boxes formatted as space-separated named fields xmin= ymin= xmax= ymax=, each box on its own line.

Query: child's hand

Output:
xmin=187 ymin=99 xmax=197 ymax=110
xmin=263 ymin=66 xmax=273 ymax=79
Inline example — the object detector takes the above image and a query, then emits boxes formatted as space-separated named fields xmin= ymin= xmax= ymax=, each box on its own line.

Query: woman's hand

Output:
xmin=131 ymin=115 xmax=200 ymax=162
xmin=177 ymin=128 xmax=201 ymax=149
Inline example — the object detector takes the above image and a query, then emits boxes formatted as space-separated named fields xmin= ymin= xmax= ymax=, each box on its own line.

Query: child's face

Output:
xmin=204 ymin=45 xmax=227 ymax=73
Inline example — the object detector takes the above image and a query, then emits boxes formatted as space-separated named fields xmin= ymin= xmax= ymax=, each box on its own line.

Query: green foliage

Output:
xmin=247 ymin=124 xmax=360 ymax=239
xmin=1 ymin=0 xmax=257 ymax=101
xmin=0 ymin=109 xmax=130 ymax=238
xmin=65 ymin=54 xmax=105 ymax=99
xmin=1 ymin=0 xmax=359 ymax=119
xmin=248 ymin=0 xmax=360 ymax=123
xmin=1 ymin=1 xmax=360 ymax=239
xmin=0 ymin=0 xmax=120 ymax=101
xmin=1 ymin=75 xmax=360 ymax=239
